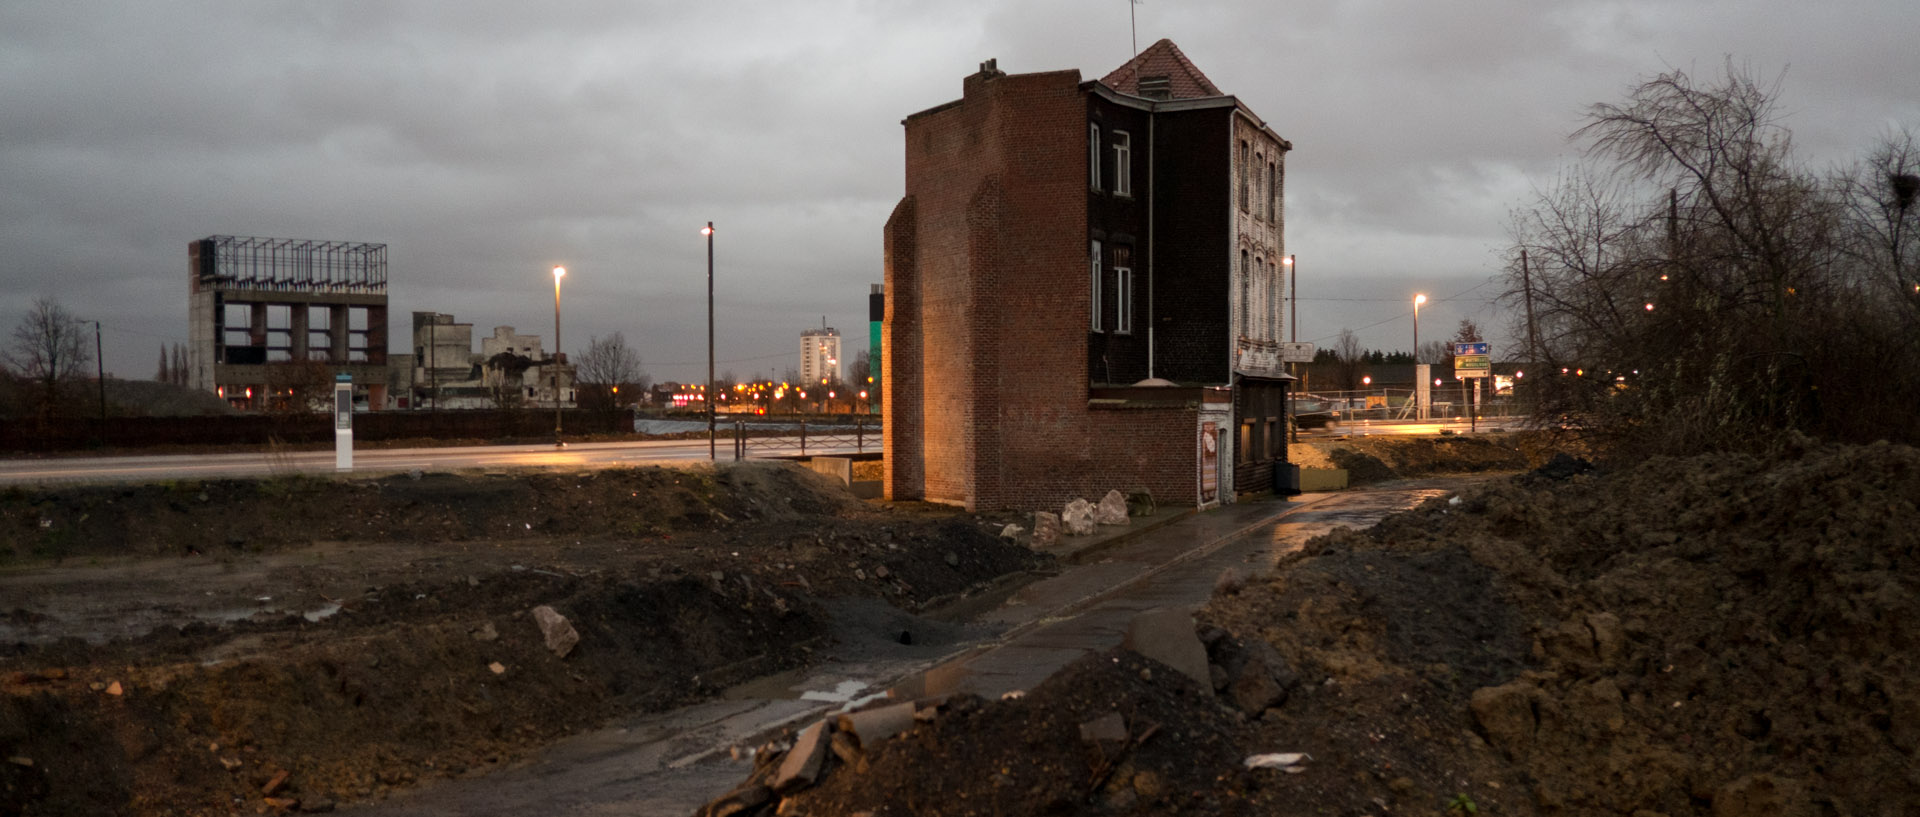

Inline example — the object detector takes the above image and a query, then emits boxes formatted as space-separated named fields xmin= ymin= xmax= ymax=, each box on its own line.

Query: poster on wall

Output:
xmin=1200 ymin=422 xmax=1219 ymax=505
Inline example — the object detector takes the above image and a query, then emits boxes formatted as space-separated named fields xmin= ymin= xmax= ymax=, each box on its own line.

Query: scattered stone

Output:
xmin=998 ymin=524 xmax=1024 ymax=539
xmin=1095 ymin=490 xmax=1130 ymax=526
xmin=874 ymin=565 xmax=890 ymax=579
xmin=471 ymin=622 xmax=499 ymax=642
xmin=6 ymin=756 xmax=32 ymax=768
xmin=1212 ymin=638 xmax=1299 ymax=714
xmin=945 ymin=551 xmax=961 ymax=567
xmin=705 ymin=782 xmax=773 ymax=817
xmin=1062 ymin=499 xmax=1097 ymax=536
xmin=854 ymin=569 xmax=868 ymax=581
xmin=1121 ymin=608 xmax=1211 ymax=687
xmin=1470 ymin=681 xmax=1544 ymax=754
xmin=773 ymin=720 xmax=829 ymax=793
xmin=264 ymin=796 xmax=298 ymax=810
xmin=105 ymin=681 xmax=123 ymax=696
xmin=220 ymin=756 xmax=243 ymax=771
xmin=1079 ymin=712 xmax=1128 ymax=744
xmin=488 ymin=662 xmax=507 ymax=675
xmin=530 ymin=606 xmax=580 ymax=658
xmin=1032 ymin=512 xmax=1062 ymax=547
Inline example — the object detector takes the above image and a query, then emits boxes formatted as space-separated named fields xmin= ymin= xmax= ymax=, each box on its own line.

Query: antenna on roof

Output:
xmin=1130 ymin=0 xmax=1142 ymax=57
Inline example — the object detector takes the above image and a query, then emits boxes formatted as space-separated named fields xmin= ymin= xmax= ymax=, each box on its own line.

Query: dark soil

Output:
xmin=741 ymin=437 xmax=1919 ymax=816
xmin=0 ymin=462 xmax=1046 ymax=816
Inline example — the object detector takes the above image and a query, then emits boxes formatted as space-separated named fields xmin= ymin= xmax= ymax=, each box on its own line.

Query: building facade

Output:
xmin=799 ymin=327 xmax=841 ymax=386
xmin=187 ymin=235 xmax=391 ymax=410
xmin=884 ymin=42 xmax=1293 ymax=511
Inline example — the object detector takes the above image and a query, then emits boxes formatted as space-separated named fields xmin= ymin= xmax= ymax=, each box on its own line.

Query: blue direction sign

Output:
xmin=1453 ymin=342 xmax=1492 ymax=378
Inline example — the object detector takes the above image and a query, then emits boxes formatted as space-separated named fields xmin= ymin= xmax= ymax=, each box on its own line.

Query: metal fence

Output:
xmin=731 ymin=420 xmax=880 ymax=459
xmin=1293 ymin=387 xmax=1527 ymax=424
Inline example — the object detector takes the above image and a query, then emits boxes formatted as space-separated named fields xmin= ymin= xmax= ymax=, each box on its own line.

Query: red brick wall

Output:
xmin=889 ymin=67 xmax=1205 ymax=511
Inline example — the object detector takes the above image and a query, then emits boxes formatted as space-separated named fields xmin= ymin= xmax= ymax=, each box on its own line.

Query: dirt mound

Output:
xmin=0 ymin=461 xmax=1049 ymax=815
xmin=755 ymin=649 xmax=1252 ymax=816
xmin=0 ymin=461 xmax=859 ymax=563
xmin=779 ymin=439 xmax=1919 ymax=816
xmin=1292 ymin=432 xmax=1541 ymax=485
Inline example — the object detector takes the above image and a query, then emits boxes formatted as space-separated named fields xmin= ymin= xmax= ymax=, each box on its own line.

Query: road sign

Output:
xmin=1453 ymin=342 xmax=1491 ymax=378
xmin=1280 ymin=342 xmax=1316 ymax=363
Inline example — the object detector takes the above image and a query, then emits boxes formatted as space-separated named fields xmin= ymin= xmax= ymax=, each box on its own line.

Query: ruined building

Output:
xmin=187 ymin=235 xmax=390 ymax=410
xmin=884 ymin=41 xmax=1293 ymax=511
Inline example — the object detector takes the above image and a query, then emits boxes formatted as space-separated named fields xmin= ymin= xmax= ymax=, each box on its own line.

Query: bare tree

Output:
xmin=573 ymin=333 xmax=649 ymax=410
xmin=5 ymin=298 xmax=92 ymax=420
xmin=1503 ymin=61 xmax=1920 ymax=455
xmin=262 ymin=359 xmax=336 ymax=414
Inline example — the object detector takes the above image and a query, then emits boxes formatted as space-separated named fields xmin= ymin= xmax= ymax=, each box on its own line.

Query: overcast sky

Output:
xmin=4 ymin=0 xmax=1916 ymax=385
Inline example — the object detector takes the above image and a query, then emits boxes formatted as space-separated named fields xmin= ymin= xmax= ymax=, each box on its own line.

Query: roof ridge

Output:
xmin=1097 ymin=38 xmax=1224 ymax=99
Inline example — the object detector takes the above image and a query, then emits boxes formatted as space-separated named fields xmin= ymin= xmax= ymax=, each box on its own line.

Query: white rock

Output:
xmin=1062 ymin=499 xmax=1097 ymax=536
xmin=1095 ymin=490 xmax=1131 ymax=526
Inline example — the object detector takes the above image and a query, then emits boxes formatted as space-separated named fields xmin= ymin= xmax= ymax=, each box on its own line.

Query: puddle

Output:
xmin=799 ymin=679 xmax=870 ymax=703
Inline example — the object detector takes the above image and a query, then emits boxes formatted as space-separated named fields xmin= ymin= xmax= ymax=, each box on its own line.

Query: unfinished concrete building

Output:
xmin=188 ymin=235 xmax=390 ymax=410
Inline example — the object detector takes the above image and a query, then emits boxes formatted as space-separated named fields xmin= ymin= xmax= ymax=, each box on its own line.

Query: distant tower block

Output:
xmin=187 ymin=235 xmax=391 ymax=411
xmin=800 ymin=324 xmax=842 ymax=386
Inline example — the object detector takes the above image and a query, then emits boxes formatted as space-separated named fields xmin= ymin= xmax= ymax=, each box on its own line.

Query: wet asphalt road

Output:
xmin=347 ymin=480 xmax=1466 ymax=816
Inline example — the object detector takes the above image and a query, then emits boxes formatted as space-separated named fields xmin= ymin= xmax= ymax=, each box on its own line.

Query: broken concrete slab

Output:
xmin=773 ymin=720 xmax=830 ymax=793
xmin=836 ymin=701 xmax=916 ymax=747
xmin=1121 ymin=607 xmax=1210 ymax=687
xmin=530 ymin=606 xmax=579 ymax=658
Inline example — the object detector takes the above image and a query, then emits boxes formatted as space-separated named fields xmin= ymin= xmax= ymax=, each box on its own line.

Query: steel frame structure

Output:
xmin=196 ymin=235 xmax=387 ymax=293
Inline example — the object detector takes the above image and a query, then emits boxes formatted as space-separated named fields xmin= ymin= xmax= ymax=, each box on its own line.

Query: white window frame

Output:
xmin=1090 ymin=240 xmax=1104 ymax=332
xmin=1113 ymin=131 xmax=1132 ymax=197
xmin=1116 ymin=263 xmax=1133 ymax=334
xmin=1089 ymin=124 xmax=1102 ymax=192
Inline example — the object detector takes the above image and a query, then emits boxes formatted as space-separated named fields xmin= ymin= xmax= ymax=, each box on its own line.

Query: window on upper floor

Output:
xmin=1114 ymin=246 xmax=1133 ymax=334
xmin=1268 ymin=161 xmax=1279 ymax=221
xmin=1089 ymin=124 xmax=1102 ymax=192
xmin=1239 ymin=141 xmax=1250 ymax=212
xmin=1253 ymin=152 xmax=1264 ymax=218
xmin=1090 ymin=240 xmax=1104 ymax=332
xmin=1113 ymin=131 xmax=1132 ymax=197
xmin=1244 ymin=249 xmax=1259 ymax=337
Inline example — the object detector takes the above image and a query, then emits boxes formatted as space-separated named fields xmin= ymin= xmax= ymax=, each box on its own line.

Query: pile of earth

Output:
xmin=1289 ymin=430 xmax=1572 ymax=486
xmin=0 ymin=462 xmax=1049 ymax=816
xmin=724 ymin=437 xmax=1917 ymax=816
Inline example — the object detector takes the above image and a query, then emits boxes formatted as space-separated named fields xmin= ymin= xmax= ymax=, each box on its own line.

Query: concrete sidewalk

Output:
xmin=1034 ymin=491 xmax=1339 ymax=568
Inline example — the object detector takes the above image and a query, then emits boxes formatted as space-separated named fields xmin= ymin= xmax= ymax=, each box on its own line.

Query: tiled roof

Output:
xmin=1097 ymin=39 xmax=1225 ymax=99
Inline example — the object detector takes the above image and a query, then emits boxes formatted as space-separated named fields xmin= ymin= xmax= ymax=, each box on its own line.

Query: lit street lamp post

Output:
xmin=1412 ymin=293 xmax=1426 ymax=358
xmin=553 ymin=266 xmax=566 ymax=447
xmin=703 ymin=222 xmax=715 ymax=461
xmin=1413 ymin=293 xmax=1428 ymax=421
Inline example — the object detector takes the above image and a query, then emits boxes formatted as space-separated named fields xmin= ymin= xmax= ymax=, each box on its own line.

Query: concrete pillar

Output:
xmin=330 ymin=305 xmax=349 ymax=363
xmin=291 ymin=305 xmax=309 ymax=361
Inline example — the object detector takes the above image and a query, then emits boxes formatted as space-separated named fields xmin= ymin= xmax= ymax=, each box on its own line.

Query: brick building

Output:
xmin=884 ymin=42 xmax=1294 ymax=512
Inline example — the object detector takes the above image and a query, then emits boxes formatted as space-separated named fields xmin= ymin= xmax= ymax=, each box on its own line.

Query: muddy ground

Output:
xmin=731 ymin=436 xmax=1919 ymax=817
xmin=17 ymin=429 xmax=1863 ymax=817
xmin=0 ymin=461 xmax=1048 ymax=816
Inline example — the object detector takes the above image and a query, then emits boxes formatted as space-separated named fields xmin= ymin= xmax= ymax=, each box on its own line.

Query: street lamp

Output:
xmin=703 ymin=222 xmax=715 ymax=461
xmin=1282 ymin=255 xmax=1296 ymax=342
xmin=1412 ymin=293 xmax=1427 ymax=361
xmin=552 ymin=266 xmax=566 ymax=447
